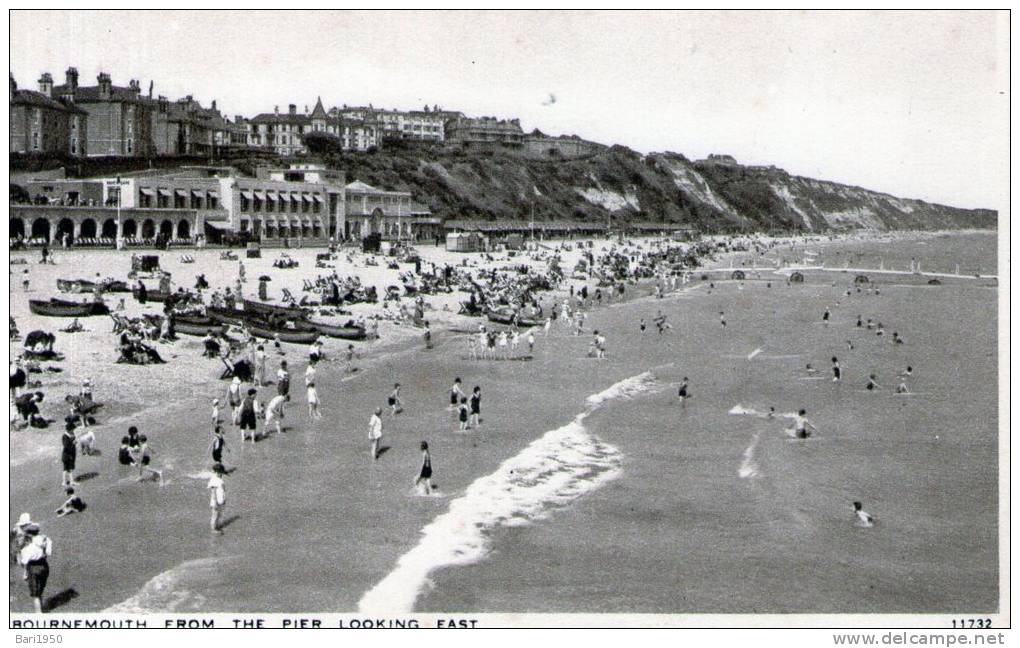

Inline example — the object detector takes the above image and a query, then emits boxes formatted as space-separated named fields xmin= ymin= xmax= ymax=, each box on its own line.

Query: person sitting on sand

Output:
xmin=55 ymin=487 xmax=86 ymax=517
xmin=853 ymin=501 xmax=875 ymax=527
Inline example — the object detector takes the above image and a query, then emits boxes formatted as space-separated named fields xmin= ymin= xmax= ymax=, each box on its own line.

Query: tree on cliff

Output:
xmin=302 ymin=132 xmax=345 ymax=156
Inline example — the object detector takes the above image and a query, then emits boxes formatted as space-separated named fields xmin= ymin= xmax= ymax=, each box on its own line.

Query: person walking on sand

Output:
xmin=307 ymin=382 xmax=322 ymax=420
xmin=423 ymin=322 xmax=433 ymax=350
xmin=208 ymin=463 xmax=227 ymax=534
xmin=304 ymin=359 xmax=316 ymax=387
xmin=415 ymin=441 xmax=434 ymax=495
xmin=388 ymin=383 xmax=403 ymax=415
xmin=527 ymin=330 xmax=535 ymax=356
xmin=209 ymin=425 xmax=229 ymax=469
xmin=19 ymin=524 xmax=52 ymax=613
xmin=369 ymin=407 xmax=384 ymax=460
xmin=469 ymin=386 xmax=482 ymax=428
xmin=226 ymin=376 xmax=243 ymax=425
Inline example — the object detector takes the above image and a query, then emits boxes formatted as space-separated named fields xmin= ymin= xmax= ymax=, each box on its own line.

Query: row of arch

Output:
xmin=10 ymin=217 xmax=191 ymax=241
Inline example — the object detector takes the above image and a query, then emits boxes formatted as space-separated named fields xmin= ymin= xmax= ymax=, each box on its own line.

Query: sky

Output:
xmin=9 ymin=10 xmax=1009 ymax=210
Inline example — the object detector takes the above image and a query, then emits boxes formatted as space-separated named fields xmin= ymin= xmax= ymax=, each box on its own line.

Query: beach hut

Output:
xmin=854 ymin=274 xmax=870 ymax=284
xmin=246 ymin=243 xmax=261 ymax=259
xmin=731 ymin=270 xmax=746 ymax=280
xmin=446 ymin=232 xmax=484 ymax=253
xmin=789 ymin=271 xmax=805 ymax=283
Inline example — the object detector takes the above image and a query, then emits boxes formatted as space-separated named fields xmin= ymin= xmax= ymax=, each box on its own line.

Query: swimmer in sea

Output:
xmin=866 ymin=374 xmax=879 ymax=391
xmin=639 ymin=318 xmax=646 ymax=333
xmin=853 ymin=501 xmax=875 ymax=527
xmin=719 ymin=311 xmax=726 ymax=328
xmin=831 ymin=357 xmax=842 ymax=382
xmin=677 ymin=377 xmax=690 ymax=408
xmin=805 ymin=363 xmax=818 ymax=376
xmin=790 ymin=409 xmax=817 ymax=439
xmin=822 ymin=308 xmax=830 ymax=326
xmin=856 ymin=315 xmax=862 ymax=328
xmin=900 ymin=365 xmax=913 ymax=379
xmin=846 ymin=339 xmax=854 ymax=351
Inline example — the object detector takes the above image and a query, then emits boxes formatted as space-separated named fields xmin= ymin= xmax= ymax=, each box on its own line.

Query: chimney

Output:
xmin=158 ymin=95 xmax=168 ymax=113
xmin=9 ymin=73 xmax=16 ymax=102
xmin=97 ymin=72 xmax=112 ymax=99
xmin=289 ymin=104 xmax=297 ymax=115
xmin=274 ymin=105 xmax=279 ymax=115
xmin=65 ymin=67 xmax=78 ymax=92
xmin=129 ymin=79 xmax=141 ymax=95
xmin=304 ymin=104 xmax=309 ymax=115
xmin=211 ymin=99 xmax=217 ymax=111
xmin=37 ymin=72 xmax=53 ymax=97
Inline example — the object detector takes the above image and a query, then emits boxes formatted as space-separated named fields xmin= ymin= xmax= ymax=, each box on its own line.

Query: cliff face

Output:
xmin=325 ymin=144 xmax=995 ymax=232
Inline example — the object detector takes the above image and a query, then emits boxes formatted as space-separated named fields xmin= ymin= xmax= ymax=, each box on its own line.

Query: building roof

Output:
xmin=345 ymin=180 xmax=410 ymax=197
xmin=51 ymin=83 xmax=151 ymax=106
xmin=249 ymin=112 xmax=311 ymax=125
xmin=310 ymin=97 xmax=328 ymax=120
xmin=11 ymin=89 xmax=87 ymax=114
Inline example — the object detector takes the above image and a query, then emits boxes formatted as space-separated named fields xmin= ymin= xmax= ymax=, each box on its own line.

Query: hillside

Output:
xmin=317 ymin=144 xmax=996 ymax=232
xmin=12 ymin=144 xmax=996 ymax=232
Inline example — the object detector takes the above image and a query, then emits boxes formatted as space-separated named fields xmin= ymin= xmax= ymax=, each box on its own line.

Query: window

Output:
xmin=157 ymin=193 xmax=169 ymax=209
xmin=266 ymin=197 xmax=274 ymax=213
xmin=291 ymin=196 xmax=298 ymax=213
xmin=191 ymin=194 xmax=202 ymax=209
xmin=32 ymin=132 xmax=39 ymax=150
xmin=127 ymin=139 xmax=134 ymax=154
xmin=240 ymin=196 xmax=250 ymax=212
xmin=253 ymin=198 xmax=262 ymax=213
xmin=140 ymin=193 xmax=152 ymax=208
xmin=207 ymin=193 xmax=218 ymax=210
xmin=313 ymin=199 xmax=321 ymax=214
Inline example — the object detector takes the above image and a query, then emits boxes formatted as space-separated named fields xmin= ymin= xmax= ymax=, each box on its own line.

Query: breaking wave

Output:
xmin=357 ymin=371 xmax=658 ymax=614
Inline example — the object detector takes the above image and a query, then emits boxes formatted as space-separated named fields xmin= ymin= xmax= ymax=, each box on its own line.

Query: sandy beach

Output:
xmin=8 ymin=230 xmax=998 ymax=614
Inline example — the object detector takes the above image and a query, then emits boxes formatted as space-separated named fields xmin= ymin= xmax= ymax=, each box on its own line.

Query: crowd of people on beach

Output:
xmin=12 ymin=229 xmax=949 ymax=611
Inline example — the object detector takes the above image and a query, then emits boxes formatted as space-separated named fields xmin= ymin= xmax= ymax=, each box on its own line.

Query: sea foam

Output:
xmin=357 ymin=371 xmax=657 ymax=614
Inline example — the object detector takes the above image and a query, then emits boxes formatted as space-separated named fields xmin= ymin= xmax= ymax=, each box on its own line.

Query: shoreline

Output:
xmin=8 ymin=229 xmax=997 ymax=613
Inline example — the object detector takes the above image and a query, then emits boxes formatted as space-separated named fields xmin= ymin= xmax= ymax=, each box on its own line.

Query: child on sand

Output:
xmin=209 ymin=426 xmax=228 ymax=467
xmin=414 ymin=441 xmax=434 ymax=495
xmin=55 ymin=487 xmax=86 ymax=517
xmin=469 ymin=387 xmax=482 ymax=428
xmin=369 ymin=408 xmax=383 ymax=460
xmin=135 ymin=435 xmax=163 ymax=484
xmin=277 ymin=361 xmax=291 ymax=401
xmin=449 ymin=378 xmax=464 ymax=410
xmin=345 ymin=344 xmax=357 ymax=374
xmin=227 ymin=377 xmax=243 ymax=425
xmin=388 ymin=384 xmax=403 ymax=415
xmin=527 ymin=331 xmax=535 ymax=356
xmin=853 ymin=501 xmax=875 ymax=527
xmin=790 ymin=409 xmax=817 ymax=439
xmin=118 ymin=437 xmax=136 ymax=466
xmin=208 ymin=463 xmax=226 ymax=534
xmin=458 ymin=397 xmax=470 ymax=431
xmin=265 ymin=393 xmax=286 ymax=437
xmin=307 ymin=382 xmax=322 ymax=420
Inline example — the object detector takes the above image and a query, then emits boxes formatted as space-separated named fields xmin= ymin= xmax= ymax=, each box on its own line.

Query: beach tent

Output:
xmin=854 ymin=274 xmax=870 ymax=284
xmin=789 ymin=271 xmax=804 ymax=283
xmin=731 ymin=270 xmax=746 ymax=280
xmin=927 ymin=278 xmax=942 ymax=285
